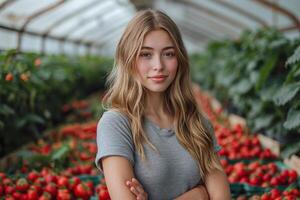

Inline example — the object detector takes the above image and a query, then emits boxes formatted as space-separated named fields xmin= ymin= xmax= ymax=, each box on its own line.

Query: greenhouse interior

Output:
xmin=0 ymin=0 xmax=300 ymax=199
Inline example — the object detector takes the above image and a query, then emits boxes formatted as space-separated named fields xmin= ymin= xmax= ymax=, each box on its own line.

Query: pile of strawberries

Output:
xmin=0 ymin=168 xmax=110 ymax=200
xmin=0 ymin=99 xmax=106 ymax=199
xmin=1 ymin=86 xmax=298 ymax=199
xmin=237 ymin=188 xmax=300 ymax=200
xmin=221 ymin=160 xmax=298 ymax=187
xmin=62 ymin=100 xmax=93 ymax=122
xmin=216 ymin=124 xmax=277 ymax=160
xmin=193 ymin=86 xmax=300 ymax=199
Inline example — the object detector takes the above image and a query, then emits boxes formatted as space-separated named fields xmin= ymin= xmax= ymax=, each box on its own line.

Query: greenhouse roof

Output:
xmin=0 ymin=0 xmax=299 ymax=55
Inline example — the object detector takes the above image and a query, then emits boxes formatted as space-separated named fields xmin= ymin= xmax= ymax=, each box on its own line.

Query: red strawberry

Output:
xmin=57 ymin=176 xmax=69 ymax=188
xmin=270 ymin=188 xmax=281 ymax=199
xmin=27 ymin=189 xmax=39 ymax=200
xmin=261 ymin=193 xmax=270 ymax=200
xmin=16 ymin=178 xmax=29 ymax=192
xmin=27 ymin=171 xmax=39 ymax=182
xmin=44 ymin=183 xmax=57 ymax=197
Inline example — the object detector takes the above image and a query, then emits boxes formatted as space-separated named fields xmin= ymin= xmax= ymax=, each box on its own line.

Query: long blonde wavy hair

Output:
xmin=102 ymin=9 xmax=222 ymax=181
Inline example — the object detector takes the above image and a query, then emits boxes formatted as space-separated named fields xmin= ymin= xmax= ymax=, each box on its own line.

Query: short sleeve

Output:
xmin=202 ymin=116 xmax=222 ymax=152
xmin=94 ymin=110 xmax=135 ymax=173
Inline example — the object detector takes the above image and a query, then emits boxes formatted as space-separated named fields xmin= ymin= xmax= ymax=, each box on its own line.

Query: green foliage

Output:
xmin=281 ymin=141 xmax=300 ymax=158
xmin=286 ymin=46 xmax=300 ymax=66
xmin=273 ymin=82 xmax=300 ymax=106
xmin=190 ymin=28 xmax=300 ymax=156
xmin=0 ymin=50 xmax=113 ymax=157
xmin=255 ymin=54 xmax=278 ymax=91
xmin=284 ymin=108 xmax=300 ymax=130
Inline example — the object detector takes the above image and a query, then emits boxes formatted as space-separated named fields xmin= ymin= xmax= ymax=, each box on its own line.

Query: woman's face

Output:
xmin=135 ymin=29 xmax=178 ymax=93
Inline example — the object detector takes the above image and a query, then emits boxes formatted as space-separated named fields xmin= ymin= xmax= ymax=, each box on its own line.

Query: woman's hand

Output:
xmin=125 ymin=178 xmax=148 ymax=200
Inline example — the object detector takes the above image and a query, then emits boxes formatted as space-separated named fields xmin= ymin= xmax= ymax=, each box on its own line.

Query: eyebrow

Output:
xmin=141 ymin=46 xmax=175 ymax=50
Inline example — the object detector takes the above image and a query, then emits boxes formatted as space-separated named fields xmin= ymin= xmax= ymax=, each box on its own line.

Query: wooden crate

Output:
xmin=228 ymin=114 xmax=247 ymax=128
xmin=284 ymin=154 xmax=300 ymax=175
xmin=258 ymin=134 xmax=281 ymax=156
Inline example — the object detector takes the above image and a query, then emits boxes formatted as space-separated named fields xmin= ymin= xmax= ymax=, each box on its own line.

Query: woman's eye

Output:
xmin=140 ymin=52 xmax=151 ymax=58
xmin=163 ymin=52 xmax=175 ymax=57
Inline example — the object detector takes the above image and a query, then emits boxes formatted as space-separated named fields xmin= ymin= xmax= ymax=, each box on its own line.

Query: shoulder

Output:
xmin=100 ymin=109 xmax=131 ymax=125
xmin=97 ymin=109 xmax=132 ymax=134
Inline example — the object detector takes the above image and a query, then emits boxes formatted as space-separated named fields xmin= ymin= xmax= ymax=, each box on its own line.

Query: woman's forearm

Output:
xmin=205 ymin=169 xmax=231 ymax=200
xmin=174 ymin=185 xmax=209 ymax=200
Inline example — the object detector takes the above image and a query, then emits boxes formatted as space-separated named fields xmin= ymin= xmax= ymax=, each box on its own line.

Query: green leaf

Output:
xmin=256 ymin=54 xmax=278 ymax=91
xmin=216 ymin=68 xmax=237 ymax=87
xmin=259 ymin=83 xmax=279 ymax=101
xmin=0 ymin=105 xmax=15 ymax=115
xmin=265 ymin=122 xmax=288 ymax=138
xmin=269 ymin=38 xmax=288 ymax=49
xmin=249 ymin=71 xmax=259 ymax=85
xmin=281 ymin=141 xmax=300 ymax=158
xmin=246 ymin=60 xmax=258 ymax=71
xmin=51 ymin=145 xmax=70 ymax=160
xmin=229 ymin=79 xmax=252 ymax=95
xmin=284 ymin=63 xmax=300 ymax=84
xmin=273 ymin=82 xmax=300 ymax=106
xmin=27 ymin=154 xmax=51 ymax=166
xmin=248 ymin=100 xmax=263 ymax=118
xmin=284 ymin=108 xmax=300 ymax=130
xmin=16 ymin=113 xmax=45 ymax=128
xmin=286 ymin=46 xmax=300 ymax=66
xmin=252 ymin=114 xmax=274 ymax=131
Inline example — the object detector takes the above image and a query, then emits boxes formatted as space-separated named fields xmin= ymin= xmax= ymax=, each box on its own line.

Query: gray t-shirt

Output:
xmin=95 ymin=110 xmax=221 ymax=200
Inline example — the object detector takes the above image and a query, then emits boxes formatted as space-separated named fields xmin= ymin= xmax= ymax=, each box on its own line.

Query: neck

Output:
xmin=144 ymin=91 xmax=167 ymax=117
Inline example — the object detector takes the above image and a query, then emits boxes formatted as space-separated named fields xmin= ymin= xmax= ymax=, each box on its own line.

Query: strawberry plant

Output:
xmin=190 ymin=28 xmax=300 ymax=157
xmin=0 ymin=50 xmax=112 ymax=157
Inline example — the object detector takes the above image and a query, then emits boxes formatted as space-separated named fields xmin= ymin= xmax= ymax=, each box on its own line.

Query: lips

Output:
xmin=150 ymin=75 xmax=168 ymax=78
xmin=149 ymin=75 xmax=168 ymax=83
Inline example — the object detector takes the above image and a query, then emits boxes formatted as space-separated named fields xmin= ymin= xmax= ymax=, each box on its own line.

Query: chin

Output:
xmin=146 ymin=86 xmax=169 ymax=93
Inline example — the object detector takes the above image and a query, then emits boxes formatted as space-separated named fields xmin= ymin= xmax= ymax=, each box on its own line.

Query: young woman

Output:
xmin=95 ymin=9 xmax=231 ymax=200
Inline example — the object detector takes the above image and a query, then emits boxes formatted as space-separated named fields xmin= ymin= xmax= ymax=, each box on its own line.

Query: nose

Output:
xmin=152 ymin=55 xmax=163 ymax=71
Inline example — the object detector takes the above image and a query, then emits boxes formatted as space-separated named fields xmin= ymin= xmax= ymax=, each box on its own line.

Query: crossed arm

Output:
xmin=101 ymin=156 xmax=231 ymax=200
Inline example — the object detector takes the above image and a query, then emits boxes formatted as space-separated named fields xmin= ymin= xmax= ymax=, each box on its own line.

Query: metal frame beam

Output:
xmin=17 ymin=0 xmax=66 ymax=51
xmin=53 ymin=2 xmax=130 ymax=46
xmin=252 ymin=0 xmax=300 ymax=31
xmin=41 ymin=0 xmax=102 ymax=35
xmin=0 ymin=23 xmax=102 ymax=49
xmin=40 ymin=0 xmax=107 ymax=53
xmin=0 ymin=0 xmax=17 ymax=11
xmin=71 ymin=7 xmax=130 ymax=42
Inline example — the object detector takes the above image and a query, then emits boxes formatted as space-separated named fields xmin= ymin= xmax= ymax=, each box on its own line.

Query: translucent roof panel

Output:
xmin=68 ymin=6 xmax=133 ymax=40
xmin=155 ymin=0 xmax=300 ymax=53
xmin=29 ymin=0 xmax=97 ymax=34
xmin=0 ymin=0 xmax=56 ymax=28
xmin=0 ymin=0 xmax=299 ymax=55
xmin=49 ymin=0 xmax=116 ymax=36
